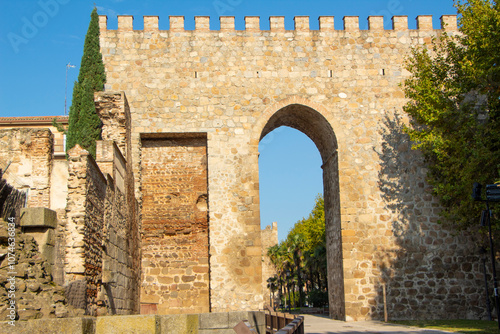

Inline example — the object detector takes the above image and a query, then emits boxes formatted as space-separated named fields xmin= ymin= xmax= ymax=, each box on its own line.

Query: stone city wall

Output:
xmin=97 ymin=13 xmax=488 ymax=320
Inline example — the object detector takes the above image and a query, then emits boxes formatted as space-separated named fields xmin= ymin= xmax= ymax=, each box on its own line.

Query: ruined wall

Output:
xmin=98 ymin=14 xmax=487 ymax=320
xmin=140 ymin=136 xmax=210 ymax=314
xmin=0 ymin=128 xmax=69 ymax=286
xmin=95 ymin=92 xmax=141 ymax=315
xmin=65 ymin=144 xmax=139 ymax=315
xmin=0 ymin=128 xmax=53 ymax=208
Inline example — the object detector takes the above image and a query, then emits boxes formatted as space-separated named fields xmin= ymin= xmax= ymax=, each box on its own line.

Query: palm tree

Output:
xmin=267 ymin=276 xmax=279 ymax=309
xmin=313 ymin=244 xmax=327 ymax=292
xmin=289 ymin=234 xmax=306 ymax=307
xmin=267 ymin=243 xmax=289 ymax=310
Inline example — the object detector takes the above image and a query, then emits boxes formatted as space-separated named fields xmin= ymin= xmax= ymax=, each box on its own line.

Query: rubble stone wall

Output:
xmin=66 ymin=144 xmax=138 ymax=315
xmin=95 ymin=92 xmax=141 ymax=315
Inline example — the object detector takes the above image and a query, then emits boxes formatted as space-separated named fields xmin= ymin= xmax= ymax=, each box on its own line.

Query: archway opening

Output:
xmin=258 ymin=103 xmax=344 ymax=320
xmin=259 ymin=126 xmax=322 ymax=241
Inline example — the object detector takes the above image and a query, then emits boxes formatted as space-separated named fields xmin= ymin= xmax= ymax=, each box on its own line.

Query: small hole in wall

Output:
xmin=381 ymin=69 xmax=385 ymax=76
xmin=257 ymin=71 xmax=261 ymax=78
xmin=328 ymin=70 xmax=333 ymax=78
xmin=195 ymin=71 xmax=198 ymax=78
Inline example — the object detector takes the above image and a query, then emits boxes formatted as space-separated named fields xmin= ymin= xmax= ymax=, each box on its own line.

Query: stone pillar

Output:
xmin=94 ymin=91 xmax=129 ymax=159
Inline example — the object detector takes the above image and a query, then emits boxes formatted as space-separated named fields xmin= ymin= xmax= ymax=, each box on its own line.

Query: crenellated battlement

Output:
xmin=98 ymin=15 xmax=458 ymax=33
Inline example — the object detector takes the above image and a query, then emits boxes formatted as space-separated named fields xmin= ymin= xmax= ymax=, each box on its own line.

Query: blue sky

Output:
xmin=0 ymin=0 xmax=457 ymax=241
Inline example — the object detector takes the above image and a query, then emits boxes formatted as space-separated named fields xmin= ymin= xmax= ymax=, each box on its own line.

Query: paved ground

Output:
xmin=302 ymin=315 xmax=453 ymax=334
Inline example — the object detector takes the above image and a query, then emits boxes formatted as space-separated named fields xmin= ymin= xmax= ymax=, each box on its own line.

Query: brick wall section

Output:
xmin=140 ymin=136 xmax=210 ymax=314
xmin=0 ymin=128 xmax=53 ymax=208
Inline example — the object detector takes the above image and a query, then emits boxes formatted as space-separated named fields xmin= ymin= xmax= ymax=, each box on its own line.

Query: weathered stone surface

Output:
xmin=199 ymin=312 xmax=229 ymax=329
xmin=65 ymin=143 xmax=140 ymax=316
xmin=159 ymin=314 xmax=199 ymax=333
xmin=95 ymin=315 xmax=158 ymax=334
xmin=0 ymin=317 xmax=95 ymax=334
xmin=141 ymin=136 xmax=210 ymax=314
xmin=0 ymin=311 xmax=266 ymax=333
xmin=20 ymin=207 xmax=57 ymax=228
xmin=261 ymin=222 xmax=278 ymax=307
xmin=0 ymin=128 xmax=53 ymax=208
xmin=0 ymin=226 xmax=83 ymax=323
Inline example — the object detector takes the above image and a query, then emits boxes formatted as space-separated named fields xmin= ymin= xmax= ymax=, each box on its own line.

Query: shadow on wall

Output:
xmin=374 ymin=112 xmax=486 ymax=320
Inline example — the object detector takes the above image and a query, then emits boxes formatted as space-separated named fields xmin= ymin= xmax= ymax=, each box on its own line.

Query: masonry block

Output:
xmin=392 ymin=16 xmax=408 ymax=30
xmin=159 ymin=314 xmax=199 ymax=333
xmin=368 ymin=16 xmax=384 ymax=31
xmin=417 ymin=15 xmax=433 ymax=30
xmin=343 ymin=16 xmax=359 ymax=30
xmin=294 ymin=16 xmax=309 ymax=31
xmin=144 ymin=16 xmax=159 ymax=31
xmin=96 ymin=315 xmax=159 ymax=334
xmin=220 ymin=16 xmax=235 ymax=31
xmin=245 ymin=17 xmax=260 ymax=31
xmin=0 ymin=317 xmax=95 ymax=334
xmin=441 ymin=15 xmax=458 ymax=31
xmin=117 ymin=15 xmax=133 ymax=31
xmin=20 ymin=207 xmax=57 ymax=229
xmin=199 ymin=312 xmax=229 ymax=329
xmin=319 ymin=16 xmax=334 ymax=31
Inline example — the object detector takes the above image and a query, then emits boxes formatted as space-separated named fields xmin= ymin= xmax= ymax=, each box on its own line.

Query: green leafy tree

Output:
xmin=287 ymin=195 xmax=325 ymax=252
xmin=267 ymin=195 xmax=328 ymax=310
xmin=403 ymin=0 xmax=500 ymax=229
xmin=66 ymin=7 xmax=106 ymax=158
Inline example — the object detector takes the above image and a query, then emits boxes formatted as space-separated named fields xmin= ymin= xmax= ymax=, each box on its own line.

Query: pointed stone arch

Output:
xmin=254 ymin=97 xmax=346 ymax=320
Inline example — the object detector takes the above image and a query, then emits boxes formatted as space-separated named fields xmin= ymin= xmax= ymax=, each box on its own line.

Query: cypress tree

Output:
xmin=66 ymin=7 xmax=106 ymax=158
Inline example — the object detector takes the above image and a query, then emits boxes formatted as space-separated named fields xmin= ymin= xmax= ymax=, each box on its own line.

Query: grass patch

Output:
xmin=390 ymin=320 xmax=498 ymax=334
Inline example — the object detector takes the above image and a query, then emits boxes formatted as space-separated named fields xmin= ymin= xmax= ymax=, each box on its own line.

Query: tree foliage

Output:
xmin=403 ymin=0 xmax=500 ymax=229
xmin=266 ymin=195 xmax=328 ymax=309
xmin=66 ymin=7 xmax=106 ymax=158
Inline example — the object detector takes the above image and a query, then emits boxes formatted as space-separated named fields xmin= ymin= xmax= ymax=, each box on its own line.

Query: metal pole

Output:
xmin=65 ymin=63 xmax=75 ymax=115
xmin=486 ymin=200 xmax=500 ymax=328
xmin=383 ymin=283 xmax=388 ymax=322
xmin=65 ymin=63 xmax=69 ymax=115
xmin=483 ymin=254 xmax=493 ymax=321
